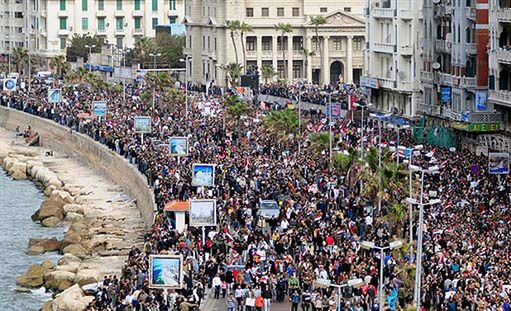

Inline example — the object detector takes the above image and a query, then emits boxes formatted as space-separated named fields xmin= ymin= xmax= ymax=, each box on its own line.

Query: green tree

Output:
xmin=50 ymin=55 xmax=68 ymax=77
xmin=263 ymin=109 xmax=299 ymax=143
xmin=154 ymin=33 xmax=185 ymax=68
xmin=301 ymin=48 xmax=315 ymax=78
xmin=11 ymin=47 xmax=28 ymax=74
xmin=310 ymin=16 xmax=327 ymax=66
xmin=220 ymin=63 xmax=243 ymax=87
xmin=66 ymin=34 xmax=103 ymax=62
xmin=226 ymin=20 xmax=241 ymax=64
xmin=274 ymin=23 xmax=293 ymax=80
xmin=239 ymin=22 xmax=253 ymax=70
xmin=261 ymin=65 xmax=277 ymax=83
xmin=332 ymin=147 xmax=360 ymax=188
xmin=226 ymin=96 xmax=250 ymax=126
xmin=133 ymin=37 xmax=155 ymax=68
xmin=309 ymin=132 xmax=330 ymax=154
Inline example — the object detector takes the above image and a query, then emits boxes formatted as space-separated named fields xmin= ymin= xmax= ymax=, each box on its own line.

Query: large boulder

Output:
xmin=51 ymin=284 xmax=94 ymax=311
xmin=75 ymin=269 xmax=101 ymax=286
xmin=9 ymin=161 xmax=27 ymax=180
xmin=62 ymin=244 xmax=87 ymax=259
xmin=25 ymin=160 xmax=44 ymax=177
xmin=57 ymin=254 xmax=82 ymax=266
xmin=43 ymin=271 xmax=76 ymax=290
xmin=38 ymin=196 xmax=66 ymax=221
xmin=15 ymin=264 xmax=50 ymax=288
xmin=28 ymin=237 xmax=61 ymax=253
xmin=61 ymin=231 xmax=82 ymax=249
xmin=56 ymin=263 xmax=80 ymax=274
xmin=42 ymin=216 xmax=62 ymax=228
xmin=27 ymin=245 xmax=45 ymax=255
xmin=63 ymin=204 xmax=84 ymax=215
xmin=41 ymin=260 xmax=56 ymax=271
xmin=65 ymin=212 xmax=84 ymax=223
xmin=50 ymin=190 xmax=74 ymax=204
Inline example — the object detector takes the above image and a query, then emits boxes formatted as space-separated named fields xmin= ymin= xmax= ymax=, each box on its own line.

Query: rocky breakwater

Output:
xmin=0 ymin=130 xmax=145 ymax=310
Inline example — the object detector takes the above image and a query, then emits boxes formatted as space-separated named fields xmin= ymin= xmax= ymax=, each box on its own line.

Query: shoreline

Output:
xmin=0 ymin=127 xmax=146 ymax=309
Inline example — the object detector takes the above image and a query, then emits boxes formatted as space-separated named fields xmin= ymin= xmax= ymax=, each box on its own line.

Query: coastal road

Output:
xmin=201 ymin=291 xmax=292 ymax=311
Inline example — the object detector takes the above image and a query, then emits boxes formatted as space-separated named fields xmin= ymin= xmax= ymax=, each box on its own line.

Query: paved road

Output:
xmin=201 ymin=290 xmax=292 ymax=311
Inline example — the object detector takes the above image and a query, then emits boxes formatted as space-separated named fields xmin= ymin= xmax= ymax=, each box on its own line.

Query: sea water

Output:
xmin=0 ymin=169 xmax=66 ymax=310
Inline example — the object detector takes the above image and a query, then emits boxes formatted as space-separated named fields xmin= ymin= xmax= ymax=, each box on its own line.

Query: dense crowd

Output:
xmin=1 ymin=79 xmax=510 ymax=311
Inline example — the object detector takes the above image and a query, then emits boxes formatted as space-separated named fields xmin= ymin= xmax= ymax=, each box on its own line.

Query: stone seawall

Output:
xmin=0 ymin=106 xmax=155 ymax=228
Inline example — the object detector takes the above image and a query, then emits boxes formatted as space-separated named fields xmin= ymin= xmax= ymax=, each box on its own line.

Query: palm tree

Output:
xmin=260 ymin=65 xmax=277 ymax=83
xmin=50 ymin=55 xmax=67 ymax=77
xmin=310 ymin=16 xmax=327 ymax=66
xmin=263 ymin=109 xmax=299 ymax=144
xmin=301 ymin=48 xmax=315 ymax=78
xmin=274 ymin=23 xmax=293 ymax=80
xmin=385 ymin=203 xmax=408 ymax=237
xmin=309 ymin=132 xmax=330 ymax=154
xmin=220 ymin=63 xmax=243 ymax=87
xmin=226 ymin=20 xmax=241 ymax=64
xmin=332 ymin=147 xmax=360 ymax=188
xmin=134 ymin=37 xmax=154 ymax=68
xmin=226 ymin=99 xmax=250 ymax=126
xmin=11 ymin=47 xmax=28 ymax=74
xmin=66 ymin=67 xmax=89 ymax=84
xmin=239 ymin=22 xmax=253 ymax=70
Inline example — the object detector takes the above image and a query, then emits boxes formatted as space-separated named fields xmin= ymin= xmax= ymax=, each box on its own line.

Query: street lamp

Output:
xmin=5 ymin=35 xmax=12 ymax=74
xmin=118 ymin=48 xmax=130 ymax=102
xmin=354 ymin=102 xmax=373 ymax=160
xmin=361 ymin=240 xmax=403 ymax=311
xmin=314 ymin=278 xmax=364 ymax=311
xmin=180 ymin=56 xmax=191 ymax=116
xmin=368 ymin=112 xmax=392 ymax=211
xmin=387 ymin=123 xmax=411 ymax=164
xmin=407 ymin=164 xmax=440 ymax=310
xmin=149 ymin=53 xmax=161 ymax=111
xmin=84 ymin=44 xmax=96 ymax=72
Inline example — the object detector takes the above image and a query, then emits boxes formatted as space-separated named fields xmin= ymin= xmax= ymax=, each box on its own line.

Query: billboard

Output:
xmin=440 ymin=86 xmax=451 ymax=103
xmin=488 ymin=152 xmax=509 ymax=175
xmin=191 ymin=164 xmax=215 ymax=187
xmin=93 ymin=101 xmax=107 ymax=117
xmin=189 ymin=199 xmax=217 ymax=227
xmin=3 ymin=78 xmax=16 ymax=92
xmin=149 ymin=255 xmax=183 ymax=289
xmin=169 ymin=137 xmax=188 ymax=156
xmin=134 ymin=116 xmax=152 ymax=133
xmin=48 ymin=88 xmax=62 ymax=103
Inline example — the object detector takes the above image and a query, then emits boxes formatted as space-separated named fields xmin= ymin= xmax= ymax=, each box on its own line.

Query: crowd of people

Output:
xmin=1 ymin=78 xmax=510 ymax=311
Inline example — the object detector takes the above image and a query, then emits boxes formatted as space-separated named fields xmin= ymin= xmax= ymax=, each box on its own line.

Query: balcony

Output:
xmin=261 ymin=50 xmax=272 ymax=56
xmin=399 ymin=10 xmax=413 ymax=20
xmin=397 ymin=81 xmax=413 ymax=91
xmin=133 ymin=10 xmax=143 ymax=17
xmin=489 ymin=90 xmax=511 ymax=108
xmin=466 ymin=111 xmax=503 ymax=124
xmin=435 ymin=39 xmax=451 ymax=53
xmin=467 ymin=43 xmax=477 ymax=55
xmin=115 ymin=28 xmax=125 ymax=35
xmin=461 ymin=77 xmax=476 ymax=89
xmin=373 ymin=42 xmax=395 ymax=54
xmin=58 ymin=11 xmax=67 ymax=17
xmin=372 ymin=8 xmax=395 ymax=19
xmin=96 ymin=11 xmax=107 ymax=17
xmin=438 ymin=72 xmax=454 ymax=86
xmin=115 ymin=11 xmax=125 ymax=17
xmin=246 ymin=50 xmax=256 ymax=57
xmin=420 ymin=70 xmax=434 ymax=82
xmin=57 ymin=28 xmax=69 ymax=36
xmin=377 ymin=77 xmax=396 ymax=89
xmin=466 ymin=7 xmax=476 ymax=21
xmin=41 ymin=10 xmax=46 ymax=17
xmin=496 ymin=50 xmax=511 ymax=64
xmin=133 ymin=28 xmax=144 ymax=36
xmin=168 ymin=9 xmax=179 ymax=16
xmin=97 ymin=28 xmax=107 ymax=35
xmin=496 ymin=8 xmax=511 ymax=22
xmin=400 ymin=45 xmax=413 ymax=56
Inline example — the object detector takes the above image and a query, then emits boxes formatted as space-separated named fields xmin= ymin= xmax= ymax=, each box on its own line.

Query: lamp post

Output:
xmin=118 ymin=48 xmax=130 ymax=102
xmin=387 ymin=124 xmax=410 ymax=164
xmin=149 ymin=53 xmax=161 ymax=111
xmin=84 ymin=44 xmax=96 ymax=72
xmin=180 ymin=56 xmax=191 ymax=116
xmin=361 ymin=240 xmax=403 ymax=311
xmin=406 ymin=164 xmax=440 ymax=310
xmin=354 ymin=103 xmax=373 ymax=160
xmin=315 ymin=278 xmax=364 ymax=311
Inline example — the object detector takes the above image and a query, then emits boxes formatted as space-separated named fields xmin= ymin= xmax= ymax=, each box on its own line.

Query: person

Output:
xmin=226 ymin=293 xmax=237 ymax=311
xmin=262 ymin=284 xmax=272 ymax=311
xmin=290 ymin=290 xmax=301 ymax=311
xmin=213 ymin=274 xmax=222 ymax=299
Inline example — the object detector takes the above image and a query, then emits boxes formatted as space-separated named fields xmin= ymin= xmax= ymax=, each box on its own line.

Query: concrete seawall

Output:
xmin=0 ymin=106 xmax=155 ymax=228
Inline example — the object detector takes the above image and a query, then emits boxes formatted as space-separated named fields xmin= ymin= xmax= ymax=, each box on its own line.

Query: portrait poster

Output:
xmin=189 ymin=199 xmax=217 ymax=227
xmin=134 ymin=116 xmax=152 ymax=133
xmin=48 ymin=88 xmax=62 ymax=103
xmin=488 ymin=152 xmax=510 ymax=175
xmin=192 ymin=164 xmax=215 ymax=186
xmin=93 ymin=101 xmax=107 ymax=117
xmin=169 ymin=137 xmax=188 ymax=156
xmin=3 ymin=78 xmax=16 ymax=91
xmin=149 ymin=255 xmax=183 ymax=289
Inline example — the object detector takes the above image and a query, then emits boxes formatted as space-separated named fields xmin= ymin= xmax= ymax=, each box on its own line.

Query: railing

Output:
xmin=97 ymin=28 xmax=107 ymax=35
xmin=372 ymin=8 xmax=395 ymax=18
xmin=496 ymin=50 xmax=511 ymax=63
xmin=467 ymin=43 xmax=477 ymax=55
xmin=261 ymin=50 xmax=272 ymax=56
xmin=133 ymin=10 xmax=144 ymax=17
xmin=399 ymin=10 xmax=413 ymax=19
xmin=462 ymin=77 xmax=476 ymax=89
xmin=420 ymin=71 xmax=434 ymax=82
xmin=438 ymin=72 xmax=454 ymax=86
xmin=400 ymin=45 xmax=413 ymax=55
xmin=417 ymin=103 xmax=441 ymax=116
xmin=377 ymin=77 xmax=396 ymax=89
xmin=246 ymin=50 xmax=256 ymax=57
xmin=467 ymin=112 xmax=503 ymax=123
xmin=466 ymin=7 xmax=476 ymax=20
xmin=115 ymin=28 xmax=125 ymax=35
xmin=373 ymin=42 xmax=395 ymax=54
xmin=496 ymin=8 xmax=511 ymax=22
xmin=133 ymin=28 xmax=144 ymax=35
xmin=489 ymin=90 xmax=511 ymax=107
xmin=435 ymin=39 xmax=451 ymax=53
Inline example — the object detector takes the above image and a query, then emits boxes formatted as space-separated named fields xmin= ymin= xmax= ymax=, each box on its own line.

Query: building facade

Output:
xmin=0 ymin=0 xmax=184 ymax=60
xmin=183 ymin=0 xmax=366 ymax=86
xmin=362 ymin=0 xmax=423 ymax=116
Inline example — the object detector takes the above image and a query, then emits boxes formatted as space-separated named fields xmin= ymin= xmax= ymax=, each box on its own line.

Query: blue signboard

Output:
xmin=476 ymin=90 xmax=487 ymax=111
xmin=93 ymin=101 xmax=107 ymax=117
xmin=441 ymin=86 xmax=452 ymax=103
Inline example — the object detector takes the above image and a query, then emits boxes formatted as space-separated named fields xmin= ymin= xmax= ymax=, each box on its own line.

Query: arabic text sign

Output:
xmin=93 ymin=101 xmax=107 ymax=117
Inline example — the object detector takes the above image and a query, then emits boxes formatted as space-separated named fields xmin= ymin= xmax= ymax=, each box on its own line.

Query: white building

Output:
xmin=362 ymin=0 xmax=423 ymax=116
xmin=0 ymin=0 xmax=184 ymax=62
xmin=183 ymin=0 xmax=366 ymax=86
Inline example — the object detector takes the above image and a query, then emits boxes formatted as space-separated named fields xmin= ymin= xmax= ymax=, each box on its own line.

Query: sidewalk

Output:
xmin=201 ymin=291 xmax=292 ymax=311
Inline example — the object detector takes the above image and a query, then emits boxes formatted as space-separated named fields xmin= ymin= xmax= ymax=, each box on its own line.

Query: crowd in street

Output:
xmin=1 ymin=79 xmax=510 ymax=311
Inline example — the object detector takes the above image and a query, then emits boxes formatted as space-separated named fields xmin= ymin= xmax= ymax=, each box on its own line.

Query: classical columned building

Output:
xmin=183 ymin=0 xmax=365 ymax=86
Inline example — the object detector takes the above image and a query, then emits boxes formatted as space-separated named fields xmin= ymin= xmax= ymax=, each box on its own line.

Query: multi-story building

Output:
xmin=184 ymin=0 xmax=366 ymax=86
xmin=489 ymin=0 xmax=511 ymax=136
xmin=1 ymin=0 xmax=184 ymax=61
xmin=362 ymin=0 xmax=423 ymax=116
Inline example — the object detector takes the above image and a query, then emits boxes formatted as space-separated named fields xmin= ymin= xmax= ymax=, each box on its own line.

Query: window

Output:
xmin=344 ymin=7 xmax=351 ymax=12
xmin=82 ymin=0 xmax=87 ymax=11
xmin=98 ymin=0 xmax=104 ymax=10
xmin=262 ymin=38 xmax=271 ymax=50
xmin=98 ymin=17 xmax=105 ymax=30
xmin=354 ymin=37 xmax=363 ymax=50
xmin=208 ymin=36 xmax=210 ymax=50
xmin=214 ymin=38 xmax=217 ymax=50
xmin=202 ymin=36 xmax=205 ymax=49
xmin=246 ymin=8 xmax=253 ymax=17
xmin=116 ymin=37 xmax=123 ymax=49
xmin=116 ymin=17 xmax=124 ymax=30
xmin=134 ymin=17 xmax=141 ymax=29
xmin=277 ymin=63 xmax=284 ymax=78
xmin=134 ymin=0 xmax=140 ymax=10
xmin=170 ymin=0 xmax=176 ymax=10
xmin=152 ymin=17 xmax=158 ymax=29
xmin=82 ymin=17 xmax=88 ymax=30
xmin=169 ymin=16 xmax=176 ymax=24
xmin=292 ymin=7 xmax=299 ymax=16
xmin=320 ymin=7 xmax=327 ymax=12
xmin=152 ymin=0 xmax=157 ymax=11
xmin=247 ymin=37 xmax=255 ymax=51
xmin=293 ymin=64 xmax=301 ymax=79
xmin=116 ymin=0 xmax=122 ymax=10
xmin=277 ymin=37 xmax=285 ymax=50
xmin=312 ymin=38 xmax=320 ymax=51
xmin=333 ymin=38 xmax=342 ymax=50
xmin=59 ymin=17 xmax=67 ymax=30
xmin=261 ymin=8 xmax=269 ymax=17
xmin=60 ymin=37 xmax=66 ymax=49
xmin=14 ymin=12 xmax=23 ymax=18
xmin=59 ymin=0 xmax=65 ymax=10
xmin=277 ymin=8 xmax=284 ymax=17
xmin=293 ymin=37 xmax=303 ymax=50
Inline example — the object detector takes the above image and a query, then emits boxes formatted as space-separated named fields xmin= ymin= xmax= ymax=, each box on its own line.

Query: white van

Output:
xmin=35 ymin=71 xmax=52 ymax=79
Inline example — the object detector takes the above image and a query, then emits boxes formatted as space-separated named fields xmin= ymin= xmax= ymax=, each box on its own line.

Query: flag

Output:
xmin=349 ymin=95 xmax=357 ymax=111
xmin=327 ymin=103 xmax=342 ymax=119
xmin=387 ymin=288 xmax=398 ymax=310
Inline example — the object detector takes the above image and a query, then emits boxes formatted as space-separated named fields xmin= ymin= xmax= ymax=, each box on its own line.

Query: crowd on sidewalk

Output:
xmin=1 ymin=79 xmax=510 ymax=311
